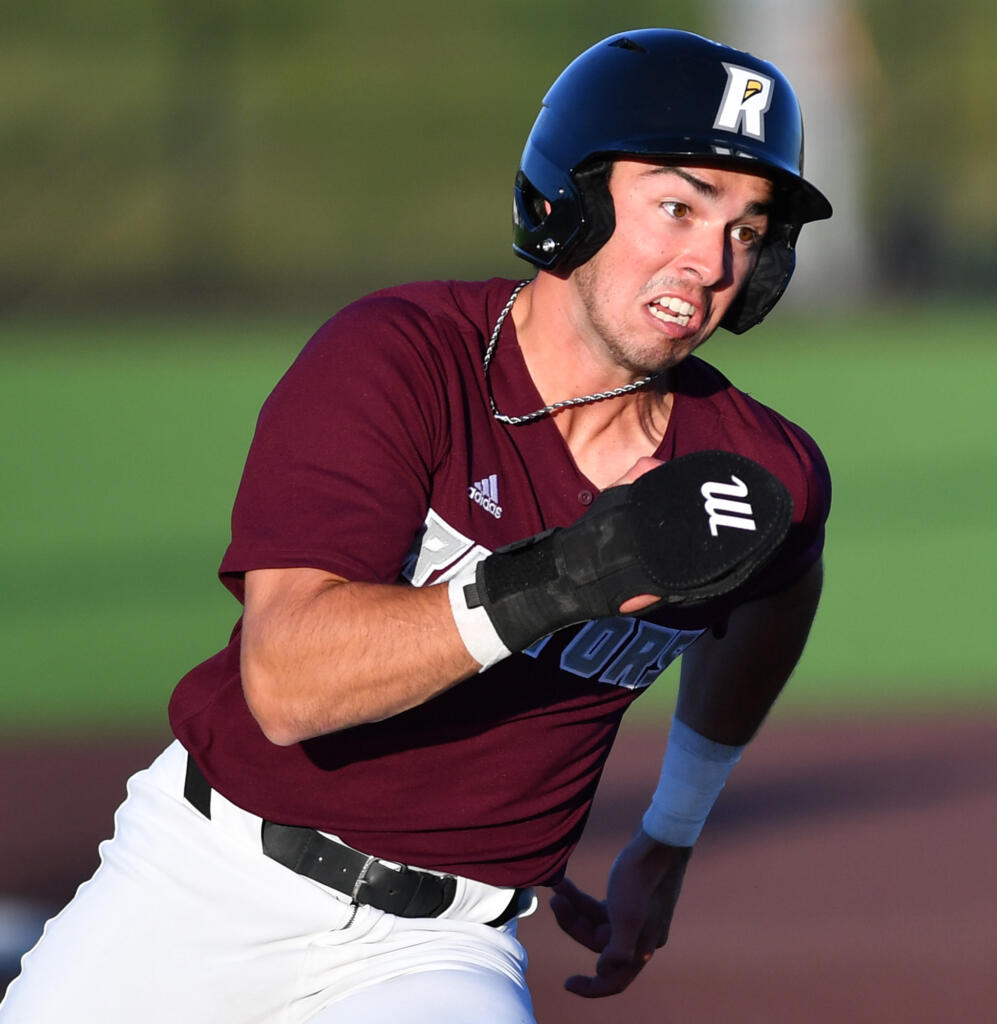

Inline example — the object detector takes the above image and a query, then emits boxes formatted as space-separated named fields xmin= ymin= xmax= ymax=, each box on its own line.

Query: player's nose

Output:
xmin=674 ymin=225 xmax=728 ymax=287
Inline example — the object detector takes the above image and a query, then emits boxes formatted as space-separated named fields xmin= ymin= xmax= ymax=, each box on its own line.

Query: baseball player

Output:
xmin=2 ymin=28 xmax=832 ymax=1023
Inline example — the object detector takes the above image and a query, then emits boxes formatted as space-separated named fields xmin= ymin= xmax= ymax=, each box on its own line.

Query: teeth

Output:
xmin=649 ymin=308 xmax=691 ymax=326
xmin=656 ymin=296 xmax=694 ymax=316
xmin=648 ymin=296 xmax=695 ymax=327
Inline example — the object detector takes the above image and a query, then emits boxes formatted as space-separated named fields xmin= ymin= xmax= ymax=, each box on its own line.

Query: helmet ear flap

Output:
xmin=721 ymin=223 xmax=798 ymax=334
xmin=513 ymin=159 xmax=616 ymax=273
xmin=554 ymin=159 xmax=616 ymax=275
xmin=513 ymin=168 xmax=582 ymax=269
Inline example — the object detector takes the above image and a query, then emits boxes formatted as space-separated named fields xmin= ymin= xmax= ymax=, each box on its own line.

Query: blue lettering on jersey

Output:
xmin=523 ymin=618 xmax=705 ymax=689
xmin=557 ymin=618 xmax=703 ymax=690
xmin=559 ymin=618 xmax=635 ymax=677
xmin=598 ymin=620 xmax=695 ymax=689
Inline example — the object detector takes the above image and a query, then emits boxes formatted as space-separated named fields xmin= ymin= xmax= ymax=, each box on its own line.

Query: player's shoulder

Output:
xmin=674 ymin=355 xmax=824 ymax=458
xmin=670 ymin=356 xmax=831 ymax=598
xmin=672 ymin=354 xmax=831 ymax=513
xmin=329 ymin=277 xmax=516 ymax=334
xmin=302 ymin=277 xmax=518 ymax=367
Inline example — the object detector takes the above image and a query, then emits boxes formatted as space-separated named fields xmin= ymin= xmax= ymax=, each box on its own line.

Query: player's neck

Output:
xmin=511 ymin=276 xmax=673 ymax=487
xmin=552 ymin=385 xmax=672 ymax=488
xmin=512 ymin=276 xmax=644 ymax=398
xmin=515 ymin=280 xmax=671 ymax=487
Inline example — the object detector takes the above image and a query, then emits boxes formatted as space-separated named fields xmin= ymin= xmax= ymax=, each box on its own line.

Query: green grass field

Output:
xmin=2 ymin=305 xmax=995 ymax=736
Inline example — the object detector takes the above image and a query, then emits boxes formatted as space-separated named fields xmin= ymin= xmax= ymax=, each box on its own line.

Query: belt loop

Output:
xmin=184 ymin=753 xmax=212 ymax=819
xmin=485 ymin=887 xmax=528 ymax=928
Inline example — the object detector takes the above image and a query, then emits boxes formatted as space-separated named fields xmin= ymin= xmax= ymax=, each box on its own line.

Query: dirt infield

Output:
xmin=3 ymin=711 xmax=995 ymax=1022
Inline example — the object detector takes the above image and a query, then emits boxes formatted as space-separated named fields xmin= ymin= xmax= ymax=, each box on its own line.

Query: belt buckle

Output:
xmin=355 ymin=858 xmax=423 ymax=916
xmin=355 ymin=857 xmax=455 ymax=918
xmin=350 ymin=855 xmax=379 ymax=903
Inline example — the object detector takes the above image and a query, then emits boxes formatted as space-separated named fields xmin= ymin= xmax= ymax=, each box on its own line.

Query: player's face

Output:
xmin=570 ymin=159 xmax=773 ymax=376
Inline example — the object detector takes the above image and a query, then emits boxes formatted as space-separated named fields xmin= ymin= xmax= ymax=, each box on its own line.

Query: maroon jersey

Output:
xmin=169 ymin=278 xmax=831 ymax=887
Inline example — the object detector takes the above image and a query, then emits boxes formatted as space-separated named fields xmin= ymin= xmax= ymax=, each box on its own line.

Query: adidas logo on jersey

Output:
xmin=468 ymin=474 xmax=503 ymax=519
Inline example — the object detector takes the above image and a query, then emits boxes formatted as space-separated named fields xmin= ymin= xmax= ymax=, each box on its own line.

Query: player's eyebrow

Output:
xmin=656 ymin=166 xmax=719 ymax=196
xmin=641 ymin=165 xmax=773 ymax=217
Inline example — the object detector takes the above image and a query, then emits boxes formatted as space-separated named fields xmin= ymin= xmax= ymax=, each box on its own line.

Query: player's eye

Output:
xmin=731 ymin=224 xmax=762 ymax=246
xmin=662 ymin=201 xmax=691 ymax=220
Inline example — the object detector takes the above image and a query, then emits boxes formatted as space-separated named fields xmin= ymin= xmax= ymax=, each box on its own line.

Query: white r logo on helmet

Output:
xmin=713 ymin=63 xmax=774 ymax=142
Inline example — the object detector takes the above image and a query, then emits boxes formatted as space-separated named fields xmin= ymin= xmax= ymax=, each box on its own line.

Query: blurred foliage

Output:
xmin=863 ymin=0 xmax=997 ymax=291
xmin=0 ymin=0 xmax=994 ymax=316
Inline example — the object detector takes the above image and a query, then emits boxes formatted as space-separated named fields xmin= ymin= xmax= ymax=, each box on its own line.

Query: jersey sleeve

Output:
xmin=714 ymin=393 xmax=831 ymax=602
xmin=664 ymin=356 xmax=832 ymax=623
xmin=746 ymin=415 xmax=830 ymax=597
xmin=218 ymin=295 xmax=452 ymax=598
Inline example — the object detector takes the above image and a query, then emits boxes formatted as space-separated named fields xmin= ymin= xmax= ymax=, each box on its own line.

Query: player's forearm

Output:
xmin=675 ymin=558 xmax=824 ymax=745
xmin=241 ymin=569 xmax=478 ymax=744
xmin=639 ymin=562 xmax=822 ymax=850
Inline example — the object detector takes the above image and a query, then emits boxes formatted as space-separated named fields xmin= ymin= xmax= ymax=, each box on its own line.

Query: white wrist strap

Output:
xmin=447 ymin=560 xmax=511 ymax=671
xmin=641 ymin=717 xmax=745 ymax=847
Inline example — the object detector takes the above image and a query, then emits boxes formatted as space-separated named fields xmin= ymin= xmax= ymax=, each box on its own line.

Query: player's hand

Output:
xmin=550 ymin=830 xmax=692 ymax=998
xmin=607 ymin=455 xmax=664 ymax=488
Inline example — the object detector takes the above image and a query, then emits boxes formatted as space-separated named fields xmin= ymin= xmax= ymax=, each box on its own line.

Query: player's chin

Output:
xmin=645 ymin=332 xmax=710 ymax=373
xmin=622 ymin=343 xmax=696 ymax=378
xmin=614 ymin=318 xmax=709 ymax=375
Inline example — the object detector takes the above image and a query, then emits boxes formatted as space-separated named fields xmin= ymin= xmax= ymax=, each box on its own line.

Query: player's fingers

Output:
xmin=549 ymin=901 xmax=610 ymax=953
xmin=598 ymin=923 xmax=638 ymax=965
xmin=607 ymin=456 xmax=665 ymax=488
xmin=551 ymin=878 xmax=606 ymax=920
xmin=549 ymin=881 xmax=610 ymax=954
xmin=618 ymin=593 xmax=661 ymax=614
xmin=563 ymin=956 xmax=648 ymax=999
xmin=564 ymin=921 xmax=659 ymax=998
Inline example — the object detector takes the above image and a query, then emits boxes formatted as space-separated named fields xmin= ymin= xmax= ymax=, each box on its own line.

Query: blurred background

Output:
xmin=1 ymin=0 xmax=995 ymax=1017
xmin=3 ymin=0 xmax=996 ymax=316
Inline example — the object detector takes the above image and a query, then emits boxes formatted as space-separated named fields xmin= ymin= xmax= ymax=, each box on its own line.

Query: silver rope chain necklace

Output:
xmin=483 ymin=280 xmax=658 ymax=425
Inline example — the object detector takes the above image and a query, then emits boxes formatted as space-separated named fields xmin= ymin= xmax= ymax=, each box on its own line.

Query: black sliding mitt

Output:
xmin=463 ymin=450 xmax=793 ymax=652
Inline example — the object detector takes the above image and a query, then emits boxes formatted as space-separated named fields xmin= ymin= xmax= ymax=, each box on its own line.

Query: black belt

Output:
xmin=184 ymin=754 xmax=522 ymax=926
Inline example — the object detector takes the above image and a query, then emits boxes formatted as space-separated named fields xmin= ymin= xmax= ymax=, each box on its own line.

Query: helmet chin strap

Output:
xmin=482 ymin=280 xmax=659 ymax=426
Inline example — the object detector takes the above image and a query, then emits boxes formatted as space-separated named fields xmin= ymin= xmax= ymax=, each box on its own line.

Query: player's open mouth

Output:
xmin=647 ymin=296 xmax=695 ymax=328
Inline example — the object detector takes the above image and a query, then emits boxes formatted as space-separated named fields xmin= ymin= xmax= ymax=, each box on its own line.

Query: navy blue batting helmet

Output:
xmin=513 ymin=29 xmax=832 ymax=333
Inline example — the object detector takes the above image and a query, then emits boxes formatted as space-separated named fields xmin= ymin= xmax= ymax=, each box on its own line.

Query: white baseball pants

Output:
xmin=0 ymin=741 xmax=537 ymax=1023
